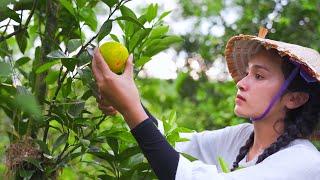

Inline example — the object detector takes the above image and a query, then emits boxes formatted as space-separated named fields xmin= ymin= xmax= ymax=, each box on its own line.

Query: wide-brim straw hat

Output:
xmin=225 ymin=28 xmax=320 ymax=83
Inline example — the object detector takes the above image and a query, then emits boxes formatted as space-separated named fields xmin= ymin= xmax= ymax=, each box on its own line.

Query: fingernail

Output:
xmin=129 ymin=54 xmax=134 ymax=63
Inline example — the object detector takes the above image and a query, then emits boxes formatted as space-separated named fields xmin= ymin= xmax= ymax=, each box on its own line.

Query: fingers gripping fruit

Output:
xmin=99 ymin=41 xmax=129 ymax=74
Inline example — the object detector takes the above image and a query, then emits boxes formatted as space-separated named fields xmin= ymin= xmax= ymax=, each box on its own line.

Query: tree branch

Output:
xmin=39 ymin=0 xmax=60 ymax=142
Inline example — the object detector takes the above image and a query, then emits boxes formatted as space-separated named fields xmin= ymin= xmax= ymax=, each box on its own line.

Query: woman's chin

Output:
xmin=234 ymin=107 xmax=249 ymax=118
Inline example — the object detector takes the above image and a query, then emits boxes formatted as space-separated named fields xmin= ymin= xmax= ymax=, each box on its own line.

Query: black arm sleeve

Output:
xmin=131 ymin=117 xmax=179 ymax=180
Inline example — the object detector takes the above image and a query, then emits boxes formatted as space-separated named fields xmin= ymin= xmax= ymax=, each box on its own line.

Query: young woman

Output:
xmin=91 ymin=32 xmax=320 ymax=179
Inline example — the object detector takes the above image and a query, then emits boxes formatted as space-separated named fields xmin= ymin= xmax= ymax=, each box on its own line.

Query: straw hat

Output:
xmin=225 ymin=28 xmax=320 ymax=83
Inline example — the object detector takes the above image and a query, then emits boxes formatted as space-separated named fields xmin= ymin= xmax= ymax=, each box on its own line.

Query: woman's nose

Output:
xmin=236 ymin=77 xmax=248 ymax=91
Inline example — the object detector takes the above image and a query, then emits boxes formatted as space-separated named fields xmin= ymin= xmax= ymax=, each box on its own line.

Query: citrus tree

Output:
xmin=0 ymin=0 xmax=184 ymax=179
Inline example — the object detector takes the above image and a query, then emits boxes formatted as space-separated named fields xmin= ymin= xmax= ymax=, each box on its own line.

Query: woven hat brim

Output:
xmin=225 ymin=35 xmax=320 ymax=83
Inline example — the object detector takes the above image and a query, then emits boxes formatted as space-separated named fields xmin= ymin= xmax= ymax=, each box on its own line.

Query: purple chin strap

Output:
xmin=250 ymin=66 xmax=300 ymax=121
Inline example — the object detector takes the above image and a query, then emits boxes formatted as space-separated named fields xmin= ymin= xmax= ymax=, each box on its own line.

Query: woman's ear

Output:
xmin=285 ymin=92 xmax=309 ymax=109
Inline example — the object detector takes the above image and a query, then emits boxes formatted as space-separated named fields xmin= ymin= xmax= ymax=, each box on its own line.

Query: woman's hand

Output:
xmin=96 ymin=97 xmax=118 ymax=116
xmin=91 ymin=48 xmax=148 ymax=129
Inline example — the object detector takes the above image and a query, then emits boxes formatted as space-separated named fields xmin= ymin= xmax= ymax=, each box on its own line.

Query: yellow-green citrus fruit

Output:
xmin=99 ymin=41 xmax=129 ymax=74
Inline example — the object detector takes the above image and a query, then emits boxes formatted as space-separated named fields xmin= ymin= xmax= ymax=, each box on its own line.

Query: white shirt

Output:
xmin=174 ymin=123 xmax=320 ymax=180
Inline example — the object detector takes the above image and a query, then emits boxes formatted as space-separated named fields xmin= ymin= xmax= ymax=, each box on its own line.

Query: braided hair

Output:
xmin=231 ymin=50 xmax=320 ymax=171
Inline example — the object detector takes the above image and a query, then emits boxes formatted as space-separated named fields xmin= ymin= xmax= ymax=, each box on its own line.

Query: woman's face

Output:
xmin=234 ymin=51 xmax=286 ymax=119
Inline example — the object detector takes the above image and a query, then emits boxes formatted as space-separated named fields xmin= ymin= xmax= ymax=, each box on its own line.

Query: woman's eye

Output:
xmin=255 ymin=74 xmax=264 ymax=79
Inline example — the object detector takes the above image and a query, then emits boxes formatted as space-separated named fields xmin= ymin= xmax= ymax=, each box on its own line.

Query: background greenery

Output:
xmin=0 ymin=0 xmax=319 ymax=179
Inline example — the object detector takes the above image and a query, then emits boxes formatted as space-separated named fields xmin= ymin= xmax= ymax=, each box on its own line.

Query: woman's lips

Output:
xmin=236 ymin=94 xmax=246 ymax=102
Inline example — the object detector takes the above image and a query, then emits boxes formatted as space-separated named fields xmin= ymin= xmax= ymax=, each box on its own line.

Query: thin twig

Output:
xmin=56 ymin=129 xmax=70 ymax=163
xmin=42 ymin=69 xmax=68 ymax=142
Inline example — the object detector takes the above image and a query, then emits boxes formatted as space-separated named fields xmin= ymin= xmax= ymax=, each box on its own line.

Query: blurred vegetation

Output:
xmin=0 ymin=0 xmax=320 ymax=179
xmin=176 ymin=0 xmax=320 ymax=76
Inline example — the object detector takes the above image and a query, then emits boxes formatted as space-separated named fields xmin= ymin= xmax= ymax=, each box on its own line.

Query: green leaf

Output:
xmin=138 ymin=14 xmax=147 ymax=25
xmin=52 ymin=133 xmax=68 ymax=152
xmin=168 ymin=111 xmax=176 ymax=126
xmin=67 ymin=152 xmax=84 ymax=161
xmin=218 ymin=156 xmax=230 ymax=173
xmin=160 ymin=36 xmax=183 ymax=46
xmin=109 ymin=34 xmax=120 ymax=42
xmin=102 ymin=0 xmax=118 ymax=8
xmin=0 ymin=7 xmax=20 ymax=22
xmin=75 ymin=0 xmax=86 ymax=8
xmin=117 ymin=19 xmax=125 ymax=32
xmin=98 ymin=20 xmax=113 ymax=42
xmin=119 ymin=146 xmax=141 ymax=161
xmin=120 ymin=5 xmax=137 ymax=19
xmin=78 ymin=51 xmax=91 ymax=66
xmin=167 ymin=131 xmax=179 ymax=144
xmin=0 ymin=41 xmax=9 ymax=58
xmin=79 ymin=7 xmax=97 ymax=31
xmin=159 ymin=10 xmax=171 ymax=20
xmin=235 ymin=166 xmax=245 ymax=171
xmin=0 ymin=61 xmax=11 ymax=77
xmin=176 ymin=127 xmax=193 ymax=133
xmin=107 ymin=137 xmax=119 ymax=155
xmin=13 ymin=116 xmax=29 ymax=136
xmin=116 ymin=15 xmax=146 ymax=38
xmin=116 ymin=16 xmax=144 ymax=33
xmin=45 ymin=70 xmax=60 ymax=85
xmin=149 ymin=26 xmax=169 ymax=39
xmin=79 ymin=138 xmax=90 ymax=147
xmin=15 ymin=57 xmax=31 ymax=67
xmin=62 ymin=77 xmax=72 ymax=98
xmin=61 ymin=58 xmax=77 ymax=71
xmin=67 ymin=100 xmax=85 ymax=117
xmin=14 ymin=26 xmax=28 ymax=54
xmin=98 ymin=175 xmax=116 ymax=179
xmin=36 ymin=140 xmax=50 ymax=155
xmin=144 ymin=36 xmax=183 ymax=56
xmin=135 ymin=56 xmax=151 ymax=67
xmin=144 ymin=45 xmax=167 ymax=57
xmin=35 ymin=60 xmax=60 ymax=74
xmin=100 ymin=130 xmax=135 ymax=143
xmin=14 ymin=94 xmax=42 ymax=119
xmin=115 ymin=16 xmax=145 ymax=29
xmin=124 ymin=22 xmax=135 ymax=38
xmin=129 ymin=28 xmax=151 ymax=52
xmin=60 ymin=0 xmax=75 ymax=16
xmin=19 ymin=169 xmax=34 ymax=178
xmin=89 ymin=151 xmax=114 ymax=162
xmin=181 ymin=153 xmax=198 ymax=162
xmin=47 ymin=50 xmax=68 ymax=59
xmin=67 ymin=39 xmax=82 ymax=52
xmin=145 ymin=4 xmax=158 ymax=22
xmin=25 ymin=158 xmax=44 ymax=171
xmin=81 ymin=90 xmax=92 ymax=100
